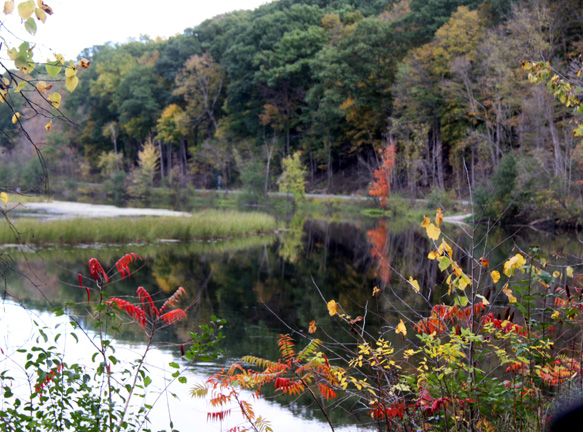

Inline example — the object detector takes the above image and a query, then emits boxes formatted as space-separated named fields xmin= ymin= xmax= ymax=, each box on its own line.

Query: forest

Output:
xmin=1 ymin=0 xmax=582 ymax=225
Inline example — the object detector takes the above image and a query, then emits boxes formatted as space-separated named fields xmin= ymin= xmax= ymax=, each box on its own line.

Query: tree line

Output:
xmin=3 ymin=0 xmax=583 ymax=223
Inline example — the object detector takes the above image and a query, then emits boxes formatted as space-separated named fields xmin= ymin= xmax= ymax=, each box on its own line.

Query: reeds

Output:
xmin=0 ymin=210 xmax=276 ymax=245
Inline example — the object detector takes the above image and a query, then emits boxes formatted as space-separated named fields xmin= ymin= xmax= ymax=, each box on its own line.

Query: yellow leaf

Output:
xmin=458 ymin=273 xmax=471 ymax=290
xmin=17 ymin=0 xmax=34 ymax=19
xmin=372 ymin=286 xmax=381 ymax=297
xmin=65 ymin=74 xmax=78 ymax=92
xmin=421 ymin=215 xmax=430 ymax=228
xmin=48 ymin=92 xmax=60 ymax=109
xmin=78 ymin=58 xmax=90 ymax=69
xmin=327 ymin=300 xmax=338 ymax=316
xmin=567 ymin=267 xmax=574 ymax=278
xmin=479 ymin=257 xmax=489 ymax=268
xmin=553 ymin=271 xmax=560 ymax=279
xmin=11 ymin=112 xmax=20 ymax=123
xmin=65 ymin=64 xmax=77 ymax=78
xmin=37 ymin=0 xmax=52 ymax=15
xmin=395 ymin=319 xmax=407 ymax=337
xmin=428 ymin=251 xmax=438 ymax=260
xmin=440 ymin=240 xmax=453 ymax=257
xmin=0 ymin=192 xmax=7 ymax=203
xmin=502 ymin=284 xmax=517 ymax=303
xmin=475 ymin=294 xmax=490 ymax=306
xmin=44 ymin=120 xmax=51 ymax=131
xmin=34 ymin=6 xmax=45 ymax=23
xmin=491 ymin=270 xmax=500 ymax=283
xmin=425 ymin=223 xmax=440 ymax=241
xmin=409 ymin=277 xmax=420 ymax=294
xmin=551 ymin=311 xmax=559 ymax=320
xmin=3 ymin=0 xmax=14 ymax=14
xmin=35 ymin=80 xmax=52 ymax=94
xmin=436 ymin=208 xmax=444 ymax=226
xmin=503 ymin=254 xmax=526 ymax=277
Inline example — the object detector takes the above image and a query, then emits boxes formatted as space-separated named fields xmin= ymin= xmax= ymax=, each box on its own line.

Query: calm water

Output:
xmin=2 ymin=211 xmax=582 ymax=431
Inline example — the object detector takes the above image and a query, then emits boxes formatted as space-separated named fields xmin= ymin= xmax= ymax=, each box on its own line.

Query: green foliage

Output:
xmin=277 ymin=152 xmax=307 ymax=205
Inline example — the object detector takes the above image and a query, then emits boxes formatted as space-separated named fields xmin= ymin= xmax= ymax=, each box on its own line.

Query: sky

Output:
xmin=6 ymin=0 xmax=273 ymax=60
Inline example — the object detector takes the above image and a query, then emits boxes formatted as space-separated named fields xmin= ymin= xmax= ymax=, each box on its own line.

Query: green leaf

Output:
xmin=144 ymin=376 xmax=152 ymax=387
xmin=437 ymin=256 xmax=451 ymax=271
xmin=454 ymin=296 xmax=469 ymax=307
xmin=178 ymin=376 xmax=187 ymax=384
xmin=23 ymin=16 xmax=36 ymax=35
xmin=169 ymin=362 xmax=180 ymax=369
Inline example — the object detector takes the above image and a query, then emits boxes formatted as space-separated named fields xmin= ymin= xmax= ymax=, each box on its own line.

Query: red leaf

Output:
xmin=160 ymin=309 xmax=187 ymax=324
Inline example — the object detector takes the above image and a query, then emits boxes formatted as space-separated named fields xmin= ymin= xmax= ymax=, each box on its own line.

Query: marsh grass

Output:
xmin=1 ymin=210 xmax=276 ymax=245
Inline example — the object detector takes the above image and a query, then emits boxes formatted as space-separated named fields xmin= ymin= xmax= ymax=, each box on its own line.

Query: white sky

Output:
xmin=5 ymin=0 xmax=273 ymax=60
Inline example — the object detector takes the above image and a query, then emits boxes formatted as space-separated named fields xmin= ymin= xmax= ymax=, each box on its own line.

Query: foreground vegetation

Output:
xmin=1 ymin=210 xmax=276 ymax=245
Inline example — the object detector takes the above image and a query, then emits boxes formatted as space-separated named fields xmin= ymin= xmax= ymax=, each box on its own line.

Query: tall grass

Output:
xmin=0 ymin=210 xmax=276 ymax=245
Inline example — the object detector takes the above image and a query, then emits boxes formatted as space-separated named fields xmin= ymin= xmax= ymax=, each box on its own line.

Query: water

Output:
xmin=1 ymin=208 xmax=582 ymax=431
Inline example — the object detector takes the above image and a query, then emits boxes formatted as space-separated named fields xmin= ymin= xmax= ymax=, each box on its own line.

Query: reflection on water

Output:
xmin=2 ymin=216 xmax=583 ymax=430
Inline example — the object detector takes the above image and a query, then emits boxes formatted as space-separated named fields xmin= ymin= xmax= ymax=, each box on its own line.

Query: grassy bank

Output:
xmin=1 ymin=210 xmax=276 ymax=245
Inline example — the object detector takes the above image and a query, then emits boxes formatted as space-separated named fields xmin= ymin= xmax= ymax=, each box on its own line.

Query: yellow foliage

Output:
xmin=327 ymin=300 xmax=338 ymax=316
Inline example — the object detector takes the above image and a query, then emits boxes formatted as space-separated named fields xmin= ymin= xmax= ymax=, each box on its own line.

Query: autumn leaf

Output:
xmin=65 ymin=74 xmax=78 ymax=92
xmin=421 ymin=215 xmax=430 ymax=228
xmin=37 ymin=0 xmax=52 ymax=14
xmin=479 ymin=257 xmax=489 ymax=268
xmin=327 ymin=300 xmax=338 ymax=316
xmin=34 ymin=6 xmax=45 ymax=23
xmin=491 ymin=270 xmax=500 ymax=283
xmin=475 ymin=294 xmax=490 ymax=305
xmin=428 ymin=251 xmax=438 ymax=260
xmin=425 ymin=223 xmax=441 ymax=241
xmin=409 ymin=276 xmax=420 ymax=294
xmin=349 ymin=316 xmax=363 ymax=326
xmin=78 ymin=58 xmax=90 ymax=69
xmin=567 ymin=266 xmax=574 ymax=278
xmin=35 ymin=80 xmax=52 ymax=94
xmin=11 ymin=112 xmax=20 ymax=123
xmin=17 ymin=0 xmax=34 ymax=19
xmin=44 ymin=120 xmax=51 ymax=131
xmin=553 ymin=271 xmax=560 ymax=279
xmin=308 ymin=320 xmax=317 ymax=334
xmin=551 ymin=311 xmax=560 ymax=320
xmin=395 ymin=319 xmax=407 ymax=337
xmin=372 ymin=286 xmax=381 ymax=297
xmin=439 ymin=240 xmax=453 ymax=257
xmin=0 ymin=192 xmax=7 ymax=204
xmin=503 ymin=254 xmax=526 ymax=277
xmin=3 ymin=0 xmax=14 ymax=14
xmin=502 ymin=284 xmax=517 ymax=303
xmin=436 ymin=208 xmax=444 ymax=226
xmin=48 ymin=92 xmax=60 ymax=109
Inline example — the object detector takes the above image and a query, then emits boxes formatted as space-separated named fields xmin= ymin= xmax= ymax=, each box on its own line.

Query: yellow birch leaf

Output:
xmin=65 ymin=74 xmax=78 ymax=92
xmin=502 ymin=284 xmax=517 ymax=303
xmin=3 ymin=0 xmax=14 ymax=14
xmin=34 ymin=6 xmax=45 ymax=23
xmin=441 ymin=240 xmax=453 ymax=257
xmin=553 ymin=271 xmax=560 ymax=279
xmin=409 ymin=277 xmax=420 ymax=294
xmin=503 ymin=254 xmax=526 ymax=277
xmin=475 ymin=294 xmax=490 ymax=305
xmin=14 ymin=81 xmax=26 ymax=92
xmin=0 ymin=192 xmax=7 ymax=203
xmin=396 ymin=319 xmax=406 ymax=337
xmin=425 ymin=223 xmax=440 ymax=241
xmin=0 ymin=90 xmax=6 ymax=103
xmin=551 ymin=311 xmax=559 ymax=320
xmin=421 ymin=215 xmax=430 ymax=228
xmin=17 ymin=0 xmax=34 ymax=19
xmin=372 ymin=286 xmax=381 ymax=297
xmin=327 ymin=300 xmax=338 ymax=317
xmin=65 ymin=64 xmax=77 ymax=78
xmin=436 ymin=208 xmax=444 ymax=226
xmin=11 ymin=112 xmax=20 ymax=123
xmin=428 ymin=251 xmax=438 ymax=260
xmin=491 ymin=271 xmax=500 ymax=283
xmin=48 ymin=92 xmax=60 ymax=109
xmin=44 ymin=120 xmax=51 ymax=131
xmin=567 ymin=266 xmax=574 ymax=278
xmin=458 ymin=273 xmax=471 ymax=290
xmin=35 ymin=80 xmax=52 ymax=94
